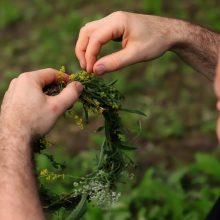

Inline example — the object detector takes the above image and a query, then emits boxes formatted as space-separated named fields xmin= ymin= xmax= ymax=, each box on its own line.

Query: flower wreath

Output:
xmin=34 ymin=67 xmax=146 ymax=220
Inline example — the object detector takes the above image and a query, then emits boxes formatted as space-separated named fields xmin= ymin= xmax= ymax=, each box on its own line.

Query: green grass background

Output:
xmin=0 ymin=0 xmax=220 ymax=219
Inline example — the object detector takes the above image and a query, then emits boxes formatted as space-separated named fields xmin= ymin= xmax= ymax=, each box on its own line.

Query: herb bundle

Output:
xmin=36 ymin=67 xmax=146 ymax=220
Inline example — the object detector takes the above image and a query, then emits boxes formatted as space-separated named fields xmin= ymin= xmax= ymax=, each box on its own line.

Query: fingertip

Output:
xmin=67 ymin=81 xmax=84 ymax=96
xmin=94 ymin=64 xmax=106 ymax=75
xmin=73 ymin=81 xmax=84 ymax=94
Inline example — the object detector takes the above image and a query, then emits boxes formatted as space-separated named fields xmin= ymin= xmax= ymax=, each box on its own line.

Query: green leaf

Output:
xmin=97 ymin=139 xmax=106 ymax=169
xmin=65 ymin=194 xmax=87 ymax=220
xmin=119 ymin=108 xmax=148 ymax=117
xmin=119 ymin=144 xmax=136 ymax=151
xmin=96 ymin=126 xmax=104 ymax=132
xmin=107 ymin=79 xmax=118 ymax=86
xmin=83 ymin=105 xmax=89 ymax=124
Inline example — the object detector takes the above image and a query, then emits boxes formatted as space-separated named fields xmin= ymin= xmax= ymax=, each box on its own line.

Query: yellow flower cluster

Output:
xmin=40 ymin=138 xmax=52 ymax=148
xmin=65 ymin=109 xmax=84 ymax=129
xmin=40 ymin=169 xmax=65 ymax=181
xmin=69 ymin=71 xmax=91 ymax=82
xmin=90 ymin=107 xmax=104 ymax=114
xmin=69 ymin=73 xmax=76 ymax=81
xmin=57 ymin=65 xmax=65 ymax=84
xmin=78 ymin=71 xmax=90 ymax=81
xmin=74 ymin=114 xmax=84 ymax=129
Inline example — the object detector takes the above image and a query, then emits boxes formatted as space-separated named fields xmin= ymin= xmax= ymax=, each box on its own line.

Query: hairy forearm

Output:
xmin=169 ymin=20 xmax=220 ymax=79
xmin=0 ymin=130 xmax=44 ymax=220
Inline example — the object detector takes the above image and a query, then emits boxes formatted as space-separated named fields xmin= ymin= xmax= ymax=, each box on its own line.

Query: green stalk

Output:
xmin=65 ymin=194 xmax=88 ymax=220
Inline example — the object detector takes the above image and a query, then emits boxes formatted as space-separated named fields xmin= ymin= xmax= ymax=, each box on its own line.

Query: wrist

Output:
xmin=166 ymin=18 xmax=191 ymax=50
xmin=168 ymin=19 xmax=205 ymax=52
xmin=143 ymin=15 xmax=190 ymax=52
xmin=0 ymin=120 xmax=32 ymax=149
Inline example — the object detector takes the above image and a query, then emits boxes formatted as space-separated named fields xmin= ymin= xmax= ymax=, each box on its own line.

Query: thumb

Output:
xmin=49 ymin=81 xmax=84 ymax=115
xmin=93 ymin=46 xmax=138 ymax=75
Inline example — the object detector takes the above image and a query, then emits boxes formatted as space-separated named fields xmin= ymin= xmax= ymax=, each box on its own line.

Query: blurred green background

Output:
xmin=1 ymin=0 xmax=220 ymax=219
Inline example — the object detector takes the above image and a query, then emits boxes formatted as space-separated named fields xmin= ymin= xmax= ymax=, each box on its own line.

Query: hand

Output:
xmin=0 ymin=68 xmax=83 ymax=139
xmin=75 ymin=11 xmax=180 ymax=74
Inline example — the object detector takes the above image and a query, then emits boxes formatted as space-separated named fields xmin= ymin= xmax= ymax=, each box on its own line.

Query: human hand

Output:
xmin=0 ymin=68 xmax=83 ymax=140
xmin=75 ymin=11 xmax=180 ymax=75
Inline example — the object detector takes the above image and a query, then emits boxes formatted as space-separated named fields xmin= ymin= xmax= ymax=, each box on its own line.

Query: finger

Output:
xmin=75 ymin=36 xmax=89 ymax=69
xmin=85 ymin=29 xmax=115 ymax=73
xmin=93 ymin=45 xmax=138 ymax=74
xmin=75 ymin=21 xmax=101 ymax=69
xmin=48 ymin=81 xmax=84 ymax=115
xmin=33 ymin=68 xmax=69 ymax=87
xmin=75 ymin=28 xmax=92 ymax=69
xmin=28 ymin=68 xmax=59 ymax=87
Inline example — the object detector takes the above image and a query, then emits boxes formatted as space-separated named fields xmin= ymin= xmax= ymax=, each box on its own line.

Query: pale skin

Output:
xmin=75 ymin=11 xmax=220 ymax=78
xmin=1 ymin=11 xmax=220 ymax=219
xmin=0 ymin=69 xmax=84 ymax=220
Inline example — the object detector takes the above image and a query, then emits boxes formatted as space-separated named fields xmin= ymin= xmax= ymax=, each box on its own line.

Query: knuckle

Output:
xmin=10 ymin=78 xmax=17 ymax=85
xmin=45 ymin=68 xmax=56 ymax=72
xmin=84 ymin=21 xmax=94 ymax=27
xmin=19 ymin=72 xmax=29 ymax=80
xmin=79 ymin=26 xmax=87 ymax=34
xmin=48 ymin=101 xmax=60 ymax=114
xmin=80 ymin=21 xmax=97 ymax=34
xmin=90 ymin=33 xmax=99 ymax=42
xmin=111 ymin=11 xmax=126 ymax=19
xmin=111 ymin=56 xmax=121 ymax=70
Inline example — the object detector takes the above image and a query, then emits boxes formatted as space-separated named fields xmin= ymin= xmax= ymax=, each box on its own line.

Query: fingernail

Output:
xmin=75 ymin=82 xmax=84 ymax=93
xmin=95 ymin=64 xmax=106 ymax=75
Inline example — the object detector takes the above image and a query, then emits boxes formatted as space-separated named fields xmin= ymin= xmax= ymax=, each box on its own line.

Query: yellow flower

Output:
xmin=40 ymin=169 xmax=65 ymax=181
xmin=40 ymin=169 xmax=48 ymax=177
xmin=69 ymin=74 xmax=76 ymax=80
xmin=60 ymin=66 xmax=65 ymax=73
xmin=40 ymin=138 xmax=52 ymax=148
xmin=57 ymin=65 xmax=66 ymax=84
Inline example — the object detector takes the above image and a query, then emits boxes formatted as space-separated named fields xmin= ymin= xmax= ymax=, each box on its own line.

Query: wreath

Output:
xmin=34 ymin=67 xmax=146 ymax=220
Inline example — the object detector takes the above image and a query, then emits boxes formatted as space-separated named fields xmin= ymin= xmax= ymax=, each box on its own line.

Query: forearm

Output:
xmin=0 ymin=130 xmax=44 ymax=220
xmin=170 ymin=19 xmax=220 ymax=79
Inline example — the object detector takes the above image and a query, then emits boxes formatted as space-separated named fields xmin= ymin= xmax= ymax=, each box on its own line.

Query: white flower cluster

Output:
xmin=72 ymin=170 xmax=121 ymax=208
xmin=88 ymin=179 xmax=121 ymax=208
